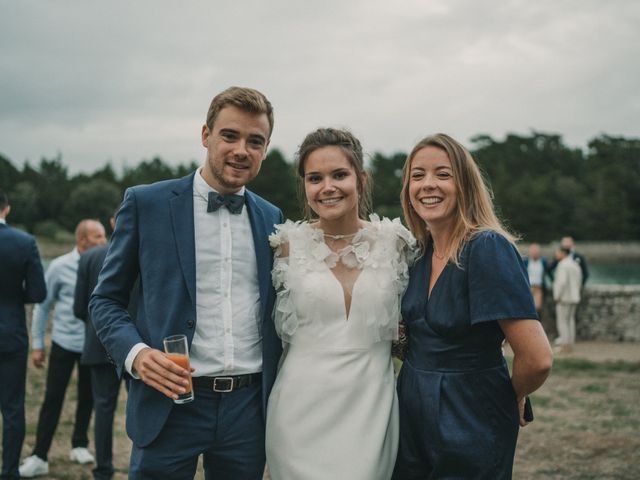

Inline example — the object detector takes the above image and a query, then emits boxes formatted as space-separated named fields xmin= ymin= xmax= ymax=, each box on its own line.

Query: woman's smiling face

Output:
xmin=408 ymin=145 xmax=458 ymax=229
xmin=303 ymin=146 xmax=360 ymax=222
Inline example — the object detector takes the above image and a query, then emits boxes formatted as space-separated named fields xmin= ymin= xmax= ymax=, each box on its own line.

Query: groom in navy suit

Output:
xmin=90 ymin=87 xmax=283 ymax=479
xmin=0 ymin=190 xmax=47 ymax=480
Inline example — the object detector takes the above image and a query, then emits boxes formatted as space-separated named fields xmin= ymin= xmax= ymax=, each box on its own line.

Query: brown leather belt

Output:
xmin=192 ymin=373 xmax=261 ymax=393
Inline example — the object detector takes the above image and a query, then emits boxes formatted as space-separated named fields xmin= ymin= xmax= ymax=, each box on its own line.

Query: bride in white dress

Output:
xmin=265 ymin=128 xmax=415 ymax=480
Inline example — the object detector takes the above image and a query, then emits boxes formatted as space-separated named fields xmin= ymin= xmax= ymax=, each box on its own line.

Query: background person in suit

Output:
xmin=561 ymin=236 xmax=589 ymax=286
xmin=20 ymin=219 xmax=106 ymax=478
xmin=549 ymin=236 xmax=589 ymax=286
xmin=523 ymin=243 xmax=551 ymax=316
xmin=0 ymin=190 xmax=47 ymax=480
xmin=90 ymin=86 xmax=284 ymax=479
xmin=553 ymin=247 xmax=583 ymax=353
xmin=74 ymin=215 xmax=127 ymax=480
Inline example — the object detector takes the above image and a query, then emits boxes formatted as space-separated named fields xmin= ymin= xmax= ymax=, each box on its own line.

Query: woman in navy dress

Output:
xmin=393 ymin=134 xmax=553 ymax=479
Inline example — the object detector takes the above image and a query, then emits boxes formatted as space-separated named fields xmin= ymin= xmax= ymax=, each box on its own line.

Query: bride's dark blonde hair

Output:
xmin=400 ymin=133 xmax=516 ymax=265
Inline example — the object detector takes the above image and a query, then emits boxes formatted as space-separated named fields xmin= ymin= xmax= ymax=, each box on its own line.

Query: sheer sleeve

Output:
xmin=269 ymin=221 xmax=299 ymax=340
xmin=357 ymin=216 xmax=418 ymax=342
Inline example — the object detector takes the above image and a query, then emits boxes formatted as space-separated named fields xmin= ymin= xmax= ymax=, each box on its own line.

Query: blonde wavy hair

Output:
xmin=400 ymin=133 xmax=517 ymax=265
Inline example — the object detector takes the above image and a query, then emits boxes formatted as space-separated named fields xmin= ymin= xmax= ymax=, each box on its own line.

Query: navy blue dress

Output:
xmin=394 ymin=231 xmax=538 ymax=480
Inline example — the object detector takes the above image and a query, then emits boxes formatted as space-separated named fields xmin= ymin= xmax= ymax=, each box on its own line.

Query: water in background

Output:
xmin=42 ymin=259 xmax=640 ymax=285
xmin=588 ymin=261 xmax=640 ymax=285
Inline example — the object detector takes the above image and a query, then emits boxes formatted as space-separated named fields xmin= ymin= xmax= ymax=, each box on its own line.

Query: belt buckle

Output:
xmin=213 ymin=377 xmax=234 ymax=392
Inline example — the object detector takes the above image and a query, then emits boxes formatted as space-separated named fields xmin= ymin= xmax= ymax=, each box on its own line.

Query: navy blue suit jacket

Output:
xmin=90 ymin=173 xmax=283 ymax=447
xmin=0 ymin=223 xmax=47 ymax=352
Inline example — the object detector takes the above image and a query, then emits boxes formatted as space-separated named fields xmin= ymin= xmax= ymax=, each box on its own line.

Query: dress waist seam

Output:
xmin=404 ymin=356 xmax=504 ymax=374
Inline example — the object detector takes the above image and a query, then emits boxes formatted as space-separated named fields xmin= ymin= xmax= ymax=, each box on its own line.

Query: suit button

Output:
xmin=187 ymin=319 xmax=194 ymax=328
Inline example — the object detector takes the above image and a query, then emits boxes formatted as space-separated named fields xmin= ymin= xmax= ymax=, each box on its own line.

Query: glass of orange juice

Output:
xmin=163 ymin=334 xmax=194 ymax=404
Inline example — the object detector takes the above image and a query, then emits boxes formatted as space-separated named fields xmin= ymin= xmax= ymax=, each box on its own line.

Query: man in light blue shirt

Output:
xmin=19 ymin=219 xmax=106 ymax=479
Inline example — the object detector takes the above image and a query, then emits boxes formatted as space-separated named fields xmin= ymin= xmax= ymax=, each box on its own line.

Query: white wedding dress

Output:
xmin=265 ymin=215 xmax=415 ymax=480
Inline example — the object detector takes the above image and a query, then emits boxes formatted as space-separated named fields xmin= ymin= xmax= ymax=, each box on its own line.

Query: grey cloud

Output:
xmin=0 ymin=0 xmax=638 ymax=172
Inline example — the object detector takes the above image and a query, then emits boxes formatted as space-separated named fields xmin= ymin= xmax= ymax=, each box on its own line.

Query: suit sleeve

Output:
xmin=74 ymin=254 xmax=90 ymax=321
xmin=90 ymin=188 xmax=144 ymax=376
xmin=554 ymin=264 xmax=567 ymax=301
xmin=23 ymin=236 xmax=46 ymax=304
xmin=578 ymin=254 xmax=589 ymax=285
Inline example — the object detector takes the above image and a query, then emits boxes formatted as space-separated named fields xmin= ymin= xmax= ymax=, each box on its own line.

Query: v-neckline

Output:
xmin=426 ymin=243 xmax=447 ymax=302
xmin=308 ymin=222 xmax=369 ymax=321
xmin=325 ymin=262 xmax=364 ymax=322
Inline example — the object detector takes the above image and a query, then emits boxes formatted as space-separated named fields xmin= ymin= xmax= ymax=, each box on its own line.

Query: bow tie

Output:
xmin=207 ymin=191 xmax=245 ymax=214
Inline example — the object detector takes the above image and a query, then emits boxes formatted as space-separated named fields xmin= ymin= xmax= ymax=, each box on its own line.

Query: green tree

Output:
xmin=6 ymin=182 xmax=39 ymax=230
xmin=121 ymin=157 xmax=175 ymax=188
xmin=584 ymin=135 xmax=640 ymax=240
xmin=370 ymin=152 xmax=406 ymax=220
xmin=0 ymin=154 xmax=20 ymax=191
xmin=249 ymin=149 xmax=299 ymax=220
xmin=472 ymin=132 xmax=587 ymax=242
xmin=62 ymin=180 xmax=123 ymax=233
xmin=23 ymin=156 xmax=72 ymax=228
xmin=175 ymin=161 xmax=200 ymax=178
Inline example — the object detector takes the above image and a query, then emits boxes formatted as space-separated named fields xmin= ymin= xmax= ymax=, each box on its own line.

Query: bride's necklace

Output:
xmin=323 ymin=232 xmax=358 ymax=240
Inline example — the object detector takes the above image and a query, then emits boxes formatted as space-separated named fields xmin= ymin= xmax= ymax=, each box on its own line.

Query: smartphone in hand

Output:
xmin=524 ymin=396 xmax=534 ymax=422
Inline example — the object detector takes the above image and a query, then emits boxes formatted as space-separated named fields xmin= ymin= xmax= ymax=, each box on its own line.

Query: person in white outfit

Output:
xmin=553 ymin=247 xmax=582 ymax=353
xmin=265 ymin=128 xmax=416 ymax=480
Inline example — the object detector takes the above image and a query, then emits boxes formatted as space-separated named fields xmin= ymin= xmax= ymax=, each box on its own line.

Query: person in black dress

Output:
xmin=393 ymin=134 xmax=553 ymax=479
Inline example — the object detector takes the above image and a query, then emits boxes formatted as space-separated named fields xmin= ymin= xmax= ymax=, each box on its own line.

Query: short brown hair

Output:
xmin=296 ymin=127 xmax=372 ymax=220
xmin=206 ymin=86 xmax=274 ymax=137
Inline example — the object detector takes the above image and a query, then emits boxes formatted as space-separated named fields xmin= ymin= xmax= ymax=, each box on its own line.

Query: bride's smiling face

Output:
xmin=303 ymin=146 xmax=360 ymax=222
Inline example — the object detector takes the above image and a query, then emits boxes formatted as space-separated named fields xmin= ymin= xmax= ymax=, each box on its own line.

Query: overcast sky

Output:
xmin=1 ymin=0 xmax=638 ymax=173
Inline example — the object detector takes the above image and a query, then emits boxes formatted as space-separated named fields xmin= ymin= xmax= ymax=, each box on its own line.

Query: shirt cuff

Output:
xmin=125 ymin=342 xmax=150 ymax=379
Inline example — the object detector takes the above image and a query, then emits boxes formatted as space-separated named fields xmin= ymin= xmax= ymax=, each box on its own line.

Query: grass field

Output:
xmin=7 ymin=334 xmax=640 ymax=479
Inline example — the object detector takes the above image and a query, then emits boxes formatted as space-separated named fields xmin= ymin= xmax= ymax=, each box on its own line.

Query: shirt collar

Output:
xmin=70 ymin=247 xmax=80 ymax=261
xmin=193 ymin=167 xmax=245 ymax=201
xmin=0 ymin=218 xmax=6 ymax=225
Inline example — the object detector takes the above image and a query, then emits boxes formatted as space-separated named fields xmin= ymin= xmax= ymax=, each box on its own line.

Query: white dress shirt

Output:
xmin=527 ymin=258 xmax=545 ymax=287
xmin=125 ymin=169 xmax=262 ymax=377
xmin=189 ymin=169 xmax=262 ymax=376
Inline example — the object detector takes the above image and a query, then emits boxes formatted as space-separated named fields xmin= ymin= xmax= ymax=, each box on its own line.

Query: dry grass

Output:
xmin=513 ymin=358 xmax=640 ymax=479
xmin=4 ymin=330 xmax=639 ymax=479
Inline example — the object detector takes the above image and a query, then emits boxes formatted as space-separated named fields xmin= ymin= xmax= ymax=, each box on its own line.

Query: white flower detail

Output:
xmin=353 ymin=241 xmax=370 ymax=263
xmin=269 ymin=232 xmax=281 ymax=249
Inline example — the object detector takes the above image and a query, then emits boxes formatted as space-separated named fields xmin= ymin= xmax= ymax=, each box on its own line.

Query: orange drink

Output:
xmin=166 ymin=353 xmax=193 ymax=402
xmin=163 ymin=334 xmax=194 ymax=404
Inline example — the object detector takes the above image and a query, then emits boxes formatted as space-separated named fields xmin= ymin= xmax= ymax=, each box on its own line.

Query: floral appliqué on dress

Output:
xmin=269 ymin=214 xmax=417 ymax=344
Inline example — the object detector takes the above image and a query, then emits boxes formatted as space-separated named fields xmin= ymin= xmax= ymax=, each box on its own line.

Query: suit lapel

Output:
xmin=245 ymin=191 xmax=271 ymax=321
xmin=169 ymin=174 xmax=196 ymax=309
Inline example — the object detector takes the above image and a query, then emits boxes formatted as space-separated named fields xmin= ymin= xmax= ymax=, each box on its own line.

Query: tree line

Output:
xmin=1 ymin=132 xmax=638 ymax=243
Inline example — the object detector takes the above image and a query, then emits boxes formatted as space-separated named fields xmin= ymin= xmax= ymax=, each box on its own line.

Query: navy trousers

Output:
xmin=91 ymin=364 xmax=122 ymax=480
xmin=129 ymin=382 xmax=265 ymax=480
xmin=0 ymin=348 xmax=27 ymax=480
